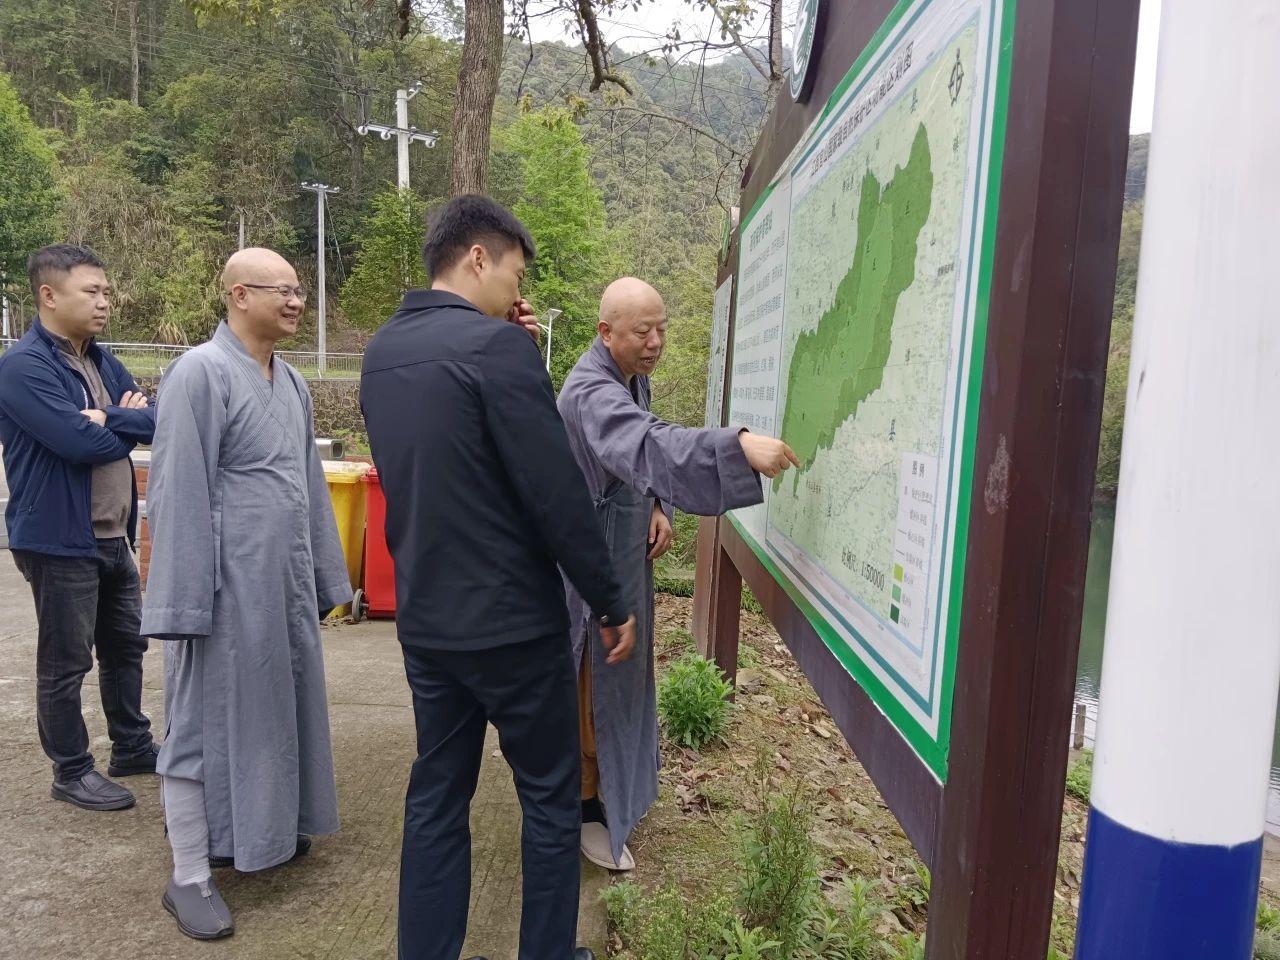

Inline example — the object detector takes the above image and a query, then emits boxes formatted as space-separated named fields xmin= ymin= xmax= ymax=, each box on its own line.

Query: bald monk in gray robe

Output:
xmin=558 ymin=277 xmax=800 ymax=870
xmin=141 ymin=249 xmax=351 ymax=940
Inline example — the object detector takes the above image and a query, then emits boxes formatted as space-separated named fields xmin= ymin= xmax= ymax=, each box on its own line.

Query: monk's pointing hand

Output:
xmin=738 ymin=432 xmax=803 ymax=479
xmin=602 ymin=614 xmax=637 ymax=665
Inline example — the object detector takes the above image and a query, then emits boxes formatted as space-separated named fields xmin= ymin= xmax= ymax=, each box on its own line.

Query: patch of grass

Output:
xmin=1064 ymin=751 xmax=1093 ymax=803
xmin=658 ymin=653 xmax=734 ymax=750
xmin=884 ymin=933 xmax=925 ymax=960
xmin=741 ymin=586 xmax=764 ymax=616
xmin=1261 ymin=902 xmax=1280 ymax=933
xmin=1256 ymin=932 xmax=1280 ymax=960
xmin=655 ymin=573 xmax=696 ymax=598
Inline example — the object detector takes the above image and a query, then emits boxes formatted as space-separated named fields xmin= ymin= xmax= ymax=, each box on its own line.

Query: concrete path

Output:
xmin=0 ymin=560 xmax=608 ymax=960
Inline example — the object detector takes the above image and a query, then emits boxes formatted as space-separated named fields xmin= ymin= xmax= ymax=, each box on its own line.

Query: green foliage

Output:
xmin=736 ymin=780 xmax=822 ymax=957
xmin=1256 ymin=932 xmax=1280 ymax=960
xmin=500 ymin=107 xmax=613 ymax=389
xmin=340 ymin=189 xmax=427 ymax=331
xmin=1095 ymin=201 xmax=1143 ymax=497
xmin=1064 ymin=751 xmax=1094 ymax=804
xmin=0 ymin=70 xmax=61 ymax=293
xmin=658 ymin=653 xmax=734 ymax=750
xmin=608 ymin=878 xmax=736 ymax=960
xmin=655 ymin=572 xmax=697 ymax=598
xmin=802 ymin=878 xmax=884 ymax=960
xmin=605 ymin=778 xmax=920 ymax=960
xmin=1260 ymin=902 xmax=1280 ymax=933
xmin=892 ymin=861 xmax=930 ymax=912
xmin=885 ymin=933 xmax=925 ymax=960
xmin=602 ymin=879 xmax=646 ymax=948
xmin=721 ymin=919 xmax=782 ymax=960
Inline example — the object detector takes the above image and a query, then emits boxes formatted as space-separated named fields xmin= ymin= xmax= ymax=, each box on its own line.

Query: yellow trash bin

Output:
xmin=323 ymin=461 xmax=372 ymax=617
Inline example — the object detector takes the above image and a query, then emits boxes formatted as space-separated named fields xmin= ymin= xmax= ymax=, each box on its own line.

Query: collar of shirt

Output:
xmin=50 ymin=332 xmax=93 ymax=359
xmin=398 ymin=289 xmax=489 ymax=316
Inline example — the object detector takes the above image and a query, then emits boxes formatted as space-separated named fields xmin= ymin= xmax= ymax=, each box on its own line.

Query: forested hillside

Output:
xmin=0 ymin=0 xmax=1143 ymax=498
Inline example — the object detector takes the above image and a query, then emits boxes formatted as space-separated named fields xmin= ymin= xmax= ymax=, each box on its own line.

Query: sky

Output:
xmin=526 ymin=0 xmax=1162 ymax=134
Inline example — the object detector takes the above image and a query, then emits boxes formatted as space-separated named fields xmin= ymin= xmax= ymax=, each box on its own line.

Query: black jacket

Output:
xmin=361 ymin=290 xmax=628 ymax=650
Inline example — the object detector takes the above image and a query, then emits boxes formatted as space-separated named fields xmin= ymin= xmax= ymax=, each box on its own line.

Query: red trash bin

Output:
xmin=355 ymin=468 xmax=397 ymax=620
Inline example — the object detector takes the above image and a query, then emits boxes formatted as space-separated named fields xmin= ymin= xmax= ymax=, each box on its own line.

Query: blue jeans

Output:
xmin=12 ymin=538 xmax=154 ymax=781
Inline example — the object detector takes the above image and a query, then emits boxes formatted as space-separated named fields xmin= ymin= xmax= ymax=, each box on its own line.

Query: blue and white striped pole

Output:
xmin=1075 ymin=2 xmax=1280 ymax=956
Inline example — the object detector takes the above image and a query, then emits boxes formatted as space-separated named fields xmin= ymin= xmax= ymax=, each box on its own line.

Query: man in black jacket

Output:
xmin=361 ymin=195 xmax=635 ymax=960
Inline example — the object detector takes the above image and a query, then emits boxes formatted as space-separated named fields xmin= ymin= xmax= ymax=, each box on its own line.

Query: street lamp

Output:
xmin=537 ymin=308 xmax=562 ymax=373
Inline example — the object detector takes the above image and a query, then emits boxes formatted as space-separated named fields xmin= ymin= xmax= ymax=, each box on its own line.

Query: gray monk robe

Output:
xmin=141 ymin=321 xmax=351 ymax=872
xmin=558 ymin=337 xmax=763 ymax=862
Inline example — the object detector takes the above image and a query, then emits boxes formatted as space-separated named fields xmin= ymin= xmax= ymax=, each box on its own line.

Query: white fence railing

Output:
xmin=0 ymin=339 xmax=362 ymax=380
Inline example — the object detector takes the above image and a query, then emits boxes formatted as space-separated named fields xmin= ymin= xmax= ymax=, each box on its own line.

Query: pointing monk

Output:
xmin=558 ymin=277 xmax=800 ymax=871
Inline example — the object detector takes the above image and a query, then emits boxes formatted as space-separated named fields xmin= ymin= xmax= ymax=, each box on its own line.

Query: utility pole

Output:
xmin=537 ymin=308 xmax=562 ymax=373
xmin=238 ymin=209 xmax=245 ymax=251
xmin=299 ymin=181 xmax=340 ymax=375
xmin=357 ymin=82 xmax=439 ymax=191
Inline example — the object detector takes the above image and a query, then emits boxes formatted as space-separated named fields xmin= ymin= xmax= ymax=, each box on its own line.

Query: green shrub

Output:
xmin=885 ymin=932 xmax=925 ymax=960
xmin=602 ymin=879 xmax=645 ymax=947
xmin=802 ymin=877 xmax=884 ymax=960
xmin=1064 ymin=752 xmax=1094 ymax=803
xmin=658 ymin=653 xmax=734 ymax=749
xmin=1261 ymin=902 xmax=1280 ymax=933
xmin=722 ymin=919 xmax=782 ymax=960
xmin=655 ymin=572 xmax=697 ymax=597
xmin=610 ymin=878 xmax=736 ymax=960
xmin=1255 ymin=932 xmax=1280 ymax=960
xmin=737 ymin=782 xmax=822 ymax=957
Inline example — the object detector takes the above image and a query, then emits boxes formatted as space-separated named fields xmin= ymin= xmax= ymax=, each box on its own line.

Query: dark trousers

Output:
xmin=12 ymin=539 xmax=153 ymax=782
xmin=398 ymin=632 xmax=581 ymax=960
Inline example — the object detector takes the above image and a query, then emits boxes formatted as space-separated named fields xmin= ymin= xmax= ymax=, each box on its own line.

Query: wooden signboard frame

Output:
xmin=691 ymin=0 xmax=1141 ymax=954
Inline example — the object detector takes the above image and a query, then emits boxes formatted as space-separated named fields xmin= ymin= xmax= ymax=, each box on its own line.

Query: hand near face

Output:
xmin=506 ymin=298 xmax=540 ymax=345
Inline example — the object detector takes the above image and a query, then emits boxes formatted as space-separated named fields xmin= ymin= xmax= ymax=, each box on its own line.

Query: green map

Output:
xmin=767 ymin=24 xmax=979 ymax=631
xmin=779 ymin=124 xmax=933 ymax=495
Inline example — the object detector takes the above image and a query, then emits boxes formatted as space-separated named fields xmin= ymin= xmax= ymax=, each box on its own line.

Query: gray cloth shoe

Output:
xmin=162 ymin=877 xmax=234 ymax=940
xmin=51 ymin=771 xmax=135 ymax=811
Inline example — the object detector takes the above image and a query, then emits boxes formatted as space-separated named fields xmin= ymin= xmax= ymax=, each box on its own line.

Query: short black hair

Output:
xmin=28 ymin=244 xmax=106 ymax=299
xmin=422 ymin=195 xmax=535 ymax=278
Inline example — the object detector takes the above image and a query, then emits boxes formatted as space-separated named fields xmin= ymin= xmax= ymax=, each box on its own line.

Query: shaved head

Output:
xmin=220 ymin=247 xmax=304 ymax=348
xmin=599 ymin=277 xmax=665 ymax=329
xmin=598 ymin=277 xmax=668 ymax=381
xmin=222 ymin=247 xmax=296 ymax=291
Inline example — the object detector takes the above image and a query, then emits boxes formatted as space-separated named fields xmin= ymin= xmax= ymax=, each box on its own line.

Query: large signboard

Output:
xmin=721 ymin=0 xmax=1012 ymax=779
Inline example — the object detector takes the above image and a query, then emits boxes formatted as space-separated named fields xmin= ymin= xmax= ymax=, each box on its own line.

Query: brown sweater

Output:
xmin=53 ymin=336 xmax=132 ymax=540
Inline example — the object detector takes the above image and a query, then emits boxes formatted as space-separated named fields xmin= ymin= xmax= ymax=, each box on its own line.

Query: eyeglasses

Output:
xmin=235 ymin=283 xmax=309 ymax=301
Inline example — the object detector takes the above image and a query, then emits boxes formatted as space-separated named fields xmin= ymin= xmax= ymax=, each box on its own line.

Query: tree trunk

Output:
xmin=129 ymin=0 xmax=140 ymax=106
xmin=450 ymin=0 xmax=504 ymax=196
xmin=765 ymin=0 xmax=784 ymax=116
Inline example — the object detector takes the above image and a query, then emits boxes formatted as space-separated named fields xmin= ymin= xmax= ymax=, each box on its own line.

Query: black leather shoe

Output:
xmin=51 ymin=770 xmax=136 ymax=811
xmin=575 ymin=950 xmax=596 ymax=960
xmin=108 ymin=742 xmax=159 ymax=777
xmin=210 ymin=834 xmax=311 ymax=870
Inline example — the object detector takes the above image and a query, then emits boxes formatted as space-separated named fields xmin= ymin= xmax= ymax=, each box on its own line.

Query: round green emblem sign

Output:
xmin=789 ymin=0 xmax=823 ymax=102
